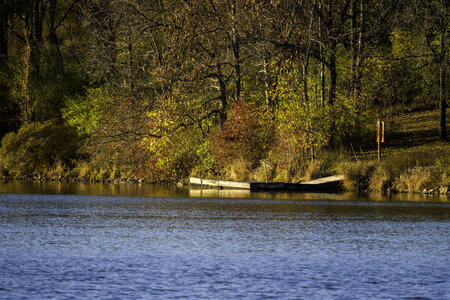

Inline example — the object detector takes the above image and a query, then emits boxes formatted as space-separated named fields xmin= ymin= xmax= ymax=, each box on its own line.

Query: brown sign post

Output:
xmin=377 ymin=120 xmax=385 ymax=161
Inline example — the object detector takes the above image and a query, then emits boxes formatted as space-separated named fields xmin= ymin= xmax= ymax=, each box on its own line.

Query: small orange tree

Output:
xmin=211 ymin=100 xmax=274 ymax=169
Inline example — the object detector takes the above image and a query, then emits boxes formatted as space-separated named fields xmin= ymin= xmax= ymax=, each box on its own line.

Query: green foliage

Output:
xmin=30 ymin=50 xmax=87 ymax=121
xmin=142 ymin=129 xmax=202 ymax=182
xmin=9 ymin=30 xmax=32 ymax=124
xmin=8 ymin=36 xmax=87 ymax=124
xmin=0 ymin=120 xmax=81 ymax=176
xmin=62 ymin=88 xmax=104 ymax=137
xmin=275 ymin=72 xmax=328 ymax=151
xmin=331 ymin=93 xmax=374 ymax=147
xmin=196 ymin=140 xmax=216 ymax=172
xmin=390 ymin=28 xmax=421 ymax=59
xmin=141 ymin=92 xmax=218 ymax=181
xmin=364 ymin=27 xmax=434 ymax=109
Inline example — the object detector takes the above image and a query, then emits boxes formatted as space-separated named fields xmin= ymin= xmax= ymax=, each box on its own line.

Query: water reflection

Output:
xmin=189 ymin=187 xmax=448 ymax=203
xmin=0 ymin=181 xmax=189 ymax=198
xmin=189 ymin=188 xmax=251 ymax=198
xmin=0 ymin=180 xmax=448 ymax=203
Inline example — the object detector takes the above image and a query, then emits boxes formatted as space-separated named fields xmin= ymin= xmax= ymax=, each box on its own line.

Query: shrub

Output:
xmin=228 ymin=158 xmax=252 ymax=181
xmin=109 ymin=165 xmax=120 ymax=180
xmin=436 ymin=157 xmax=450 ymax=187
xmin=331 ymin=93 xmax=375 ymax=148
xmin=338 ymin=161 xmax=376 ymax=191
xmin=369 ymin=167 xmax=393 ymax=192
xmin=252 ymin=161 xmax=276 ymax=182
xmin=95 ymin=168 xmax=110 ymax=181
xmin=273 ymin=168 xmax=290 ymax=183
xmin=142 ymin=130 xmax=201 ymax=182
xmin=0 ymin=120 xmax=81 ymax=176
xmin=194 ymin=140 xmax=217 ymax=176
xmin=304 ymin=160 xmax=329 ymax=181
xmin=46 ymin=160 xmax=66 ymax=180
xmin=212 ymin=101 xmax=274 ymax=169
xmin=369 ymin=148 xmax=449 ymax=192
xmin=76 ymin=161 xmax=92 ymax=180
xmin=62 ymin=88 xmax=104 ymax=137
xmin=0 ymin=160 xmax=7 ymax=178
xmin=267 ymin=136 xmax=306 ymax=183
xmin=395 ymin=167 xmax=440 ymax=193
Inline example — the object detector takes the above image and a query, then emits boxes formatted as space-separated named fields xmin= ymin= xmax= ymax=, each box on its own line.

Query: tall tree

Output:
xmin=350 ymin=0 xmax=365 ymax=97
xmin=163 ymin=0 xmax=253 ymax=128
xmin=414 ymin=0 xmax=448 ymax=141
xmin=0 ymin=1 xmax=10 ymax=62
xmin=315 ymin=0 xmax=351 ymax=105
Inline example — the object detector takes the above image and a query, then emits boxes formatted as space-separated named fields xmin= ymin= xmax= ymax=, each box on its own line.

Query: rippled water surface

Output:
xmin=0 ymin=182 xmax=449 ymax=299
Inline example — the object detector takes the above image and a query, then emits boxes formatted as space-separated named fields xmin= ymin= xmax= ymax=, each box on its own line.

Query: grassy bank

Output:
xmin=337 ymin=108 xmax=449 ymax=194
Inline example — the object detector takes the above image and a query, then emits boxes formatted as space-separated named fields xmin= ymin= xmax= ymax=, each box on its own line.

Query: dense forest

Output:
xmin=0 ymin=0 xmax=448 ymax=189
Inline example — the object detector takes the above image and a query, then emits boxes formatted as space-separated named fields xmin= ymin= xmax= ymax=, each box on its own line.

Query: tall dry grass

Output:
xmin=338 ymin=161 xmax=377 ymax=191
xmin=395 ymin=167 xmax=441 ymax=193
xmin=369 ymin=147 xmax=449 ymax=193
xmin=228 ymin=158 xmax=252 ymax=181
xmin=304 ymin=160 xmax=329 ymax=181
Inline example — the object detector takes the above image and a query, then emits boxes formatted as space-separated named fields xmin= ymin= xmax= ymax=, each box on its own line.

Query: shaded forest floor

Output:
xmin=378 ymin=108 xmax=449 ymax=161
xmin=388 ymin=108 xmax=449 ymax=148
xmin=337 ymin=108 xmax=449 ymax=194
xmin=350 ymin=108 xmax=450 ymax=161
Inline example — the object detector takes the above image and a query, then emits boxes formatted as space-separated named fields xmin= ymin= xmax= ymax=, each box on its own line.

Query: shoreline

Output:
xmin=1 ymin=176 xmax=448 ymax=196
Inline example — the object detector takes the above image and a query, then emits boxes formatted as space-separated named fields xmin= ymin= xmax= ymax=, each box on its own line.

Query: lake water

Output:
xmin=0 ymin=181 xmax=449 ymax=299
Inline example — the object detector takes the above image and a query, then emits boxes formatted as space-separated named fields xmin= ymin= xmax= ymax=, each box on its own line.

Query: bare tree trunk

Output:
xmin=217 ymin=66 xmax=227 ymax=128
xmin=439 ymin=18 xmax=447 ymax=141
xmin=320 ymin=46 xmax=325 ymax=106
xmin=49 ymin=0 xmax=57 ymax=44
xmin=128 ymin=42 xmax=136 ymax=99
xmin=263 ymin=58 xmax=272 ymax=108
xmin=327 ymin=2 xmax=336 ymax=105
xmin=355 ymin=0 xmax=365 ymax=97
xmin=48 ymin=0 xmax=65 ymax=71
xmin=0 ymin=5 xmax=8 ymax=61
xmin=351 ymin=0 xmax=357 ymax=95
xmin=319 ymin=2 xmax=325 ymax=107
xmin=440 ymin=63 xmax=447 ymax=141
xmin=328 ymin=39 xmax=336 ymax=105
xmin=302 ymin=63 xmax=309 ymax=103
xmin=231 ymin=0 xmax=241 ymax=102
xmin=25 ymin=0 xmax=44 ymax=76
xmin=303 ymin=2 xmax=315 ymax=105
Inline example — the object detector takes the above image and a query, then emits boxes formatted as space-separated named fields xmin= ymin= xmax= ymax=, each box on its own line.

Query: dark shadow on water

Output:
xmin=189 ymin=188 xmax=449 ymax=204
